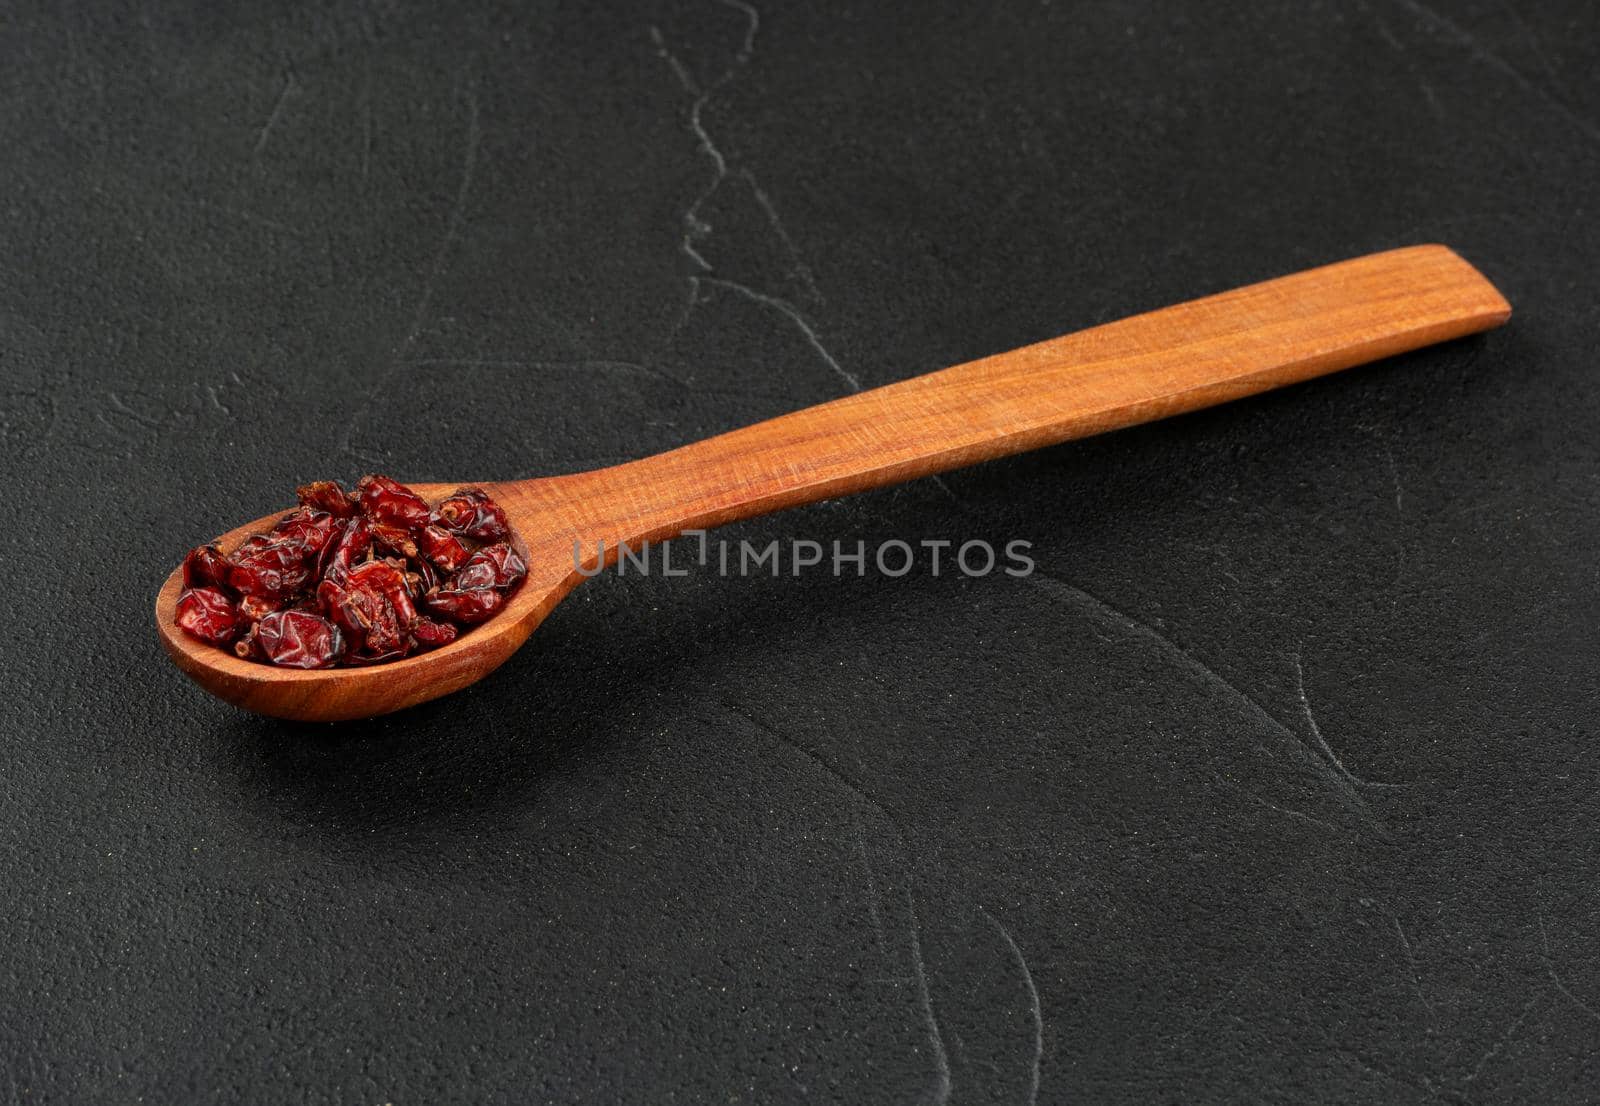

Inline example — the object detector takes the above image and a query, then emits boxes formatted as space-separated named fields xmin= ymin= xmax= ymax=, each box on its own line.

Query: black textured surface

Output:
xmin=4 ymin=0 xmax=1599 ymax=1101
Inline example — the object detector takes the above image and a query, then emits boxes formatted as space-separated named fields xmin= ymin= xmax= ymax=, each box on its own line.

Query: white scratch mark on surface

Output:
xmin=397 ymin=357 xmax=687 ymax=388
xmin=905 ymin=887 xmax=953 ymax=1106
xmin=1208 ymin=770 xmax=1338 ymax=833
xmin=978 ymin=905 xmax=1043 ymax=1106
xmin=253 ymin=70 xmax=298 ymax=158
xmin=106 ymin=392 xmax=160 ymax=428
xmin=1390 ymin=0 xmax=1600 ymax=149
xmin=1026 ymin=572 xmax=1383 ymax=832
xmin=1539 ymin=917 xmax=1600 ymax=1024
xmin=741 ymin=168 xmax=823 ymax=303
xmin=204 ymin=385 xmax=232 ymax=417
xmin=1463 ymin=991 xmax=1542 ymax=1086
xmin=721 ymin=701 xmax=952 ymax=1102
xmin=1391 ymin=915 xmax=1436 ymax=1023
xmin=1355 ymin=0 xmax=1445 ymax=120
xmin=851 ymin=801 xmax=888 ymax=955
xmin=649 ymin=3 xmax=963 ymax=506
xmin=1294 ymin=655 xmax=1407 ymax=790
xmin=339 ymin=72 xmax=480 ymax=465
xmin=1384 ymin=445 xmax=1405 ymax=516
xmin=1497 ymin=0 xmax=1558 ymax=82
xmin=648 ymin=4 xmax=747 ymax=283
xmin=652 ymin=6 xmax=876 ymax=396
xmin=402 ymin=78 xmax=480 ymax=349
xmin=700 ymin=276 xmax=861 ymax=391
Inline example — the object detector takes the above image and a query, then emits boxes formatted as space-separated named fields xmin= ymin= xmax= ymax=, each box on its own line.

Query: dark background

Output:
xmin=3 ymin=0 xmax=1597 ymax=1101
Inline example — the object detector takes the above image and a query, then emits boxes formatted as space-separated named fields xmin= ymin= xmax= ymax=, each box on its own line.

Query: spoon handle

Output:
xmin=567 ymin=245 xmax=1508 ymax=543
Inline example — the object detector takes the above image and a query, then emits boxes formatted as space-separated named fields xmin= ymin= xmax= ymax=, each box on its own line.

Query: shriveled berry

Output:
xmin=350 ymin=559 xmax=417 ymax=624
xmin=269 ymin=507 xmax=341 ymax=561
xmin=225 ymin=536 xmax=314 ymax=599
xmin=318 ymin=578 xmax=368 ymax=639
xmin=254 ymin=609 xmax=345 ymax=669
xmin=405 ymin=561 xmax=438 ymax=600
xmin=318 ymin=517 xmax=371 ymax=585
xmin=182 ymin=545 xmax=230 ymax=590
xmin=416 ymin=524 xmax=469 ymax=572
xmin=454 ymin=542 xmax=528 ymax=591
xmin=423 ymin=584 xmax=505 ymax=625
xmin=296 ymin=479 xmax=357 ymax=517
xmin=221 ymin=509 xmax=338 ymax=599
xmin=366 ymin=612 xmax=407 ymax=657
xmin=369 ymin=522 xmax=419 ymax=561
xmin=177 ymin=474 xmax=523 ymax=667
xmin=328 ymin=559 xmax=420 ymax=656
xmin=357 ymin=474 xmax=431 ymax=531
xmin=237 ymin=594 xmax=280 ymax=625
xmin=411 ymin=619 xmax=458 ymax=651
xmin=175 ymin=587 xmax=238 ymax=645
xmin=433 ymin=487 xmax=510 ymax=542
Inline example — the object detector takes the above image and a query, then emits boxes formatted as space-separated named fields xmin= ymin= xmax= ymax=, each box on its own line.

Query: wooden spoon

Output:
xmin=155 ymin=245 xmax=1510 ymax=721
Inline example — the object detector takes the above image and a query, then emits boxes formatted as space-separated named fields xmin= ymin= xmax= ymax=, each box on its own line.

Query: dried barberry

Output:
xmin=327 ymin=560 xmax=415 ymax=657
xmin=233 ymin=627 xmax=260 ymax=661
xmin=237 ymin=594 xmax=280 ymax=625
xmin=318 ymin=517 xmax=371 ymax=585
xmin=411 ymin=619 xmax=458 ymax=650
xmin=433 ymin=487 xmax=510 ymax=542
xmin=356 ymin=474 xmax=431 ymax=531
xmin=175 ymin=475 xmax=521 ymax=667
xmin=355 ymin=558 xmax=418 ymax=620
xmin=254 ymin=610 xmax=345 ymax=669
xmin=423 ymin=583 xmax=506 ymax=624
xmin=225 ymin=536 xmax=314 ymax=599
xmin=369 ymin=522 xmax=420 ymax=561
xmin=416 ymin=524 xmax=470 ymax=572
xmin=455 ymin=542 xmax=528 ymax=591
xmin=318 ymin=578 xmax=367 ymax=639
xmin=270 ymin=507 xmax=341 ymax=559
xmin=406 ymin=560 xmax=438 ymax=599
xmin=182 ymin=545 xmax=229 ymax=589
xmin=296 ymin=479 xmax=357 ymax=517
xmin=175 ymin=587 xmax=238 ymax=644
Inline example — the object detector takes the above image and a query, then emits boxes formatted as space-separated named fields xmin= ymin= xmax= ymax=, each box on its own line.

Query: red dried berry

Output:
xmin=225 ymin=536 xmax=314 ymax=599
xmin=369 ymin=522 xmax=420 ymax=561
xmin=328 ymin=559 xmax=419 ymax=657
xmin=405 ymin=561 xmax=438 ymax=600
xmin=182 ymin=545 xmax=230 ymax=590
xmin=454 ymin=542 xmax=528 ymax=591
xmin=318 ymin=517 xmax=371 ymax=585
xmin=179 ymin=474 xmax=522 ymax=667
xmin=423 ymin=584 xmax=506 ymax=625
xmin=254 ymin=609 xmax=345 ymax=669
xmin=270 ymin=507 xmax=341 ymax=561
xmin=433 ymin=487 xmax=510 ymax=542
xmin=175 ymin=587 xmax=238 ymax=645
xmin=317 ymin=578 xmax=367 ymax=638
xmin=352 ymin=558 xmax=418 ymax=623
xmin=411 ymin=619 xmax=458 ymax=651
xmin=237 ymin=594 xmax=280 ymax=625
xmin=296 ymin=479 xmax=357 ymax=517
xmin=416 ymin=524 xmax=470 ymax=572
xmin=356 ymin=474 xmax=431 ymax=531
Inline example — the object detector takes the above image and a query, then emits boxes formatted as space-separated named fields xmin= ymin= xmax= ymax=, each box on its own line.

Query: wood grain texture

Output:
xmin=155 ymin=245 xmax=1510 ymax=720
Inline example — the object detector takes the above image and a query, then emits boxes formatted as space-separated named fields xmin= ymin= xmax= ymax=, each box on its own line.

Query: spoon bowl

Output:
xmin=156 ymin=246 xmax=1511 ymax=720
xmin=156 ymin=483 xmax=559 ymax=719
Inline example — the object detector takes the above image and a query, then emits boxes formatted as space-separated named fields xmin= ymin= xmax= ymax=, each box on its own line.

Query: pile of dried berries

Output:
xmin=173 ymin=476 xmax=526 ymax=669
